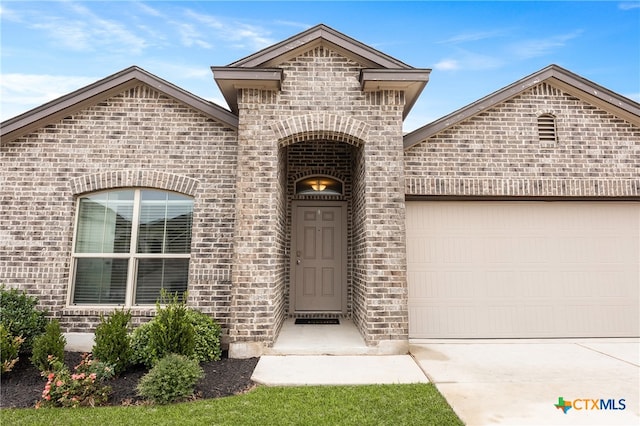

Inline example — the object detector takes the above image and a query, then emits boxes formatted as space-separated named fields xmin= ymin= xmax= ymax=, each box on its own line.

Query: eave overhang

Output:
xmin=403 ymin=64 xmax=640 ymax=149
xmin=211 ymin=67 xmax=283 ymax=115
xmin=360 ymin=69 xmax=431 ymax=119
xmin=1 ymin=66 xmax=239 ymax=143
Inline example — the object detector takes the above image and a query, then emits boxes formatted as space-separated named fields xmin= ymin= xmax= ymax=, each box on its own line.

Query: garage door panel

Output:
xmin=407 ymin=201 xmax=639 ymax=338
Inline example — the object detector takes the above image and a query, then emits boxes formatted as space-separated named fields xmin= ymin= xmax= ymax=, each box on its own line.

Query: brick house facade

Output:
xmin=2 ymin=25 xmax=638 ymax=357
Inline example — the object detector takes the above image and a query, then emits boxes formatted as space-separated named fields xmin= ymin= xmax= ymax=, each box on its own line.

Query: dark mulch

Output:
xmin=1 ymin=352 xmax=259 ymax=408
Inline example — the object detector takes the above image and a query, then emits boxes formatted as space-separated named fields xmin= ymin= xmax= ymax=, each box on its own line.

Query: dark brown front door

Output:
xmin=293 ymin=205 xmax=344 ymax=311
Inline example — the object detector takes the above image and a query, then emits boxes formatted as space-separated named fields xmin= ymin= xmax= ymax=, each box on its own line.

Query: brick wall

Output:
xmin=405 ymin=82 xmax=640 ymax=196
xmin=0 ymin=85 xmax=238 ymax=333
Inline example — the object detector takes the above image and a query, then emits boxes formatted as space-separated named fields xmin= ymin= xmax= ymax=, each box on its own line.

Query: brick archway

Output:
xmin=69 ymin=170 xmax=199 ymax=196
xmin=273 ymin=113 xmax=369 ymax=147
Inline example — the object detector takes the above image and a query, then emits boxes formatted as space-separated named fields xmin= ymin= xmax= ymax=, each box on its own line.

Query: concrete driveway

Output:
xmin=410 ymin=339 xmax=639 ymax=426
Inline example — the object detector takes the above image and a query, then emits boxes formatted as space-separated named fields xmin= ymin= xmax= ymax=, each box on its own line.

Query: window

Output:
xmin=537 ymin=114 xmax=557 ymax=144
xmin=295 ymin=176 xmax=343 ymax=195
xmin=71 ymin=189 xmax=193 ymax=305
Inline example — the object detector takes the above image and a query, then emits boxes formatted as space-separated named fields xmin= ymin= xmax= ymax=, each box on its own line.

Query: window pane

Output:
xmin=76 ymin=190 xmax=134 ymax=253
xmin=137 ymin=191 xmax=192 ymax=254
xmin=73 ymin=258 xmax=127 ymax=304
xmin=135 ymin=258 xmax=189 ymax=304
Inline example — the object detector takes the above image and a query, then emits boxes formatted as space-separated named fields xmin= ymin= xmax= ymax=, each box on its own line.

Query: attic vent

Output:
xmin=537 ymin=114 xmax=557 ymax=145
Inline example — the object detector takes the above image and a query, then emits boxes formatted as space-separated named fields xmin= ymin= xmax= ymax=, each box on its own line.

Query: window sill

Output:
xmin=62 ymin=306 xmax=157 ymax=317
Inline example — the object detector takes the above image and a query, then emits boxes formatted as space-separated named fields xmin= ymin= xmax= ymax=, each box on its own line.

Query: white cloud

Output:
xmin=13 ymin=2 xmax=149 ymax=54
xmin=437 ymin=29 xmax=508 ymax=45
xmin=174 ymin=22 xmax=213 ymax=49
xmin=434 ymin=50 xmax=504 ymax=72
xmin=1 ymin=74 xmax=97 ymax=120
xmin=619 ymin=2 xmax=640 ymax=10
xmin=135 ymin=1 xmax=164 ymax=17
xmin=0 ymin=4 xmax=23 ymax=22
xmin=183 ymin=9 xmax=275 ymax=50
xmin=509 ymin=30 xmax=583 ymax=59
xmin=434 ymin=59 xmax=460 ymax=71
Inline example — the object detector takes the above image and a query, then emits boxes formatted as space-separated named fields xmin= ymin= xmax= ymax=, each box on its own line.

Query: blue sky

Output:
xmin=1 ymin=1 xmax=639 ymax=131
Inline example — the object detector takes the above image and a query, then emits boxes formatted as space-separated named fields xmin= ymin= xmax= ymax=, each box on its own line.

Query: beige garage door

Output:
xmin=407 ymin=201 xmax=639 ymax=338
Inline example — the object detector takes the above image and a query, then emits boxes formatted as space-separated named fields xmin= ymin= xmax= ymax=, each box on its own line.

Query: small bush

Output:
xmin=31 ymin=319 xmax=66 ymax=373
xmin=92 ymin=309 xmax=132 ymax=375
xmin=131 ymin=291 xmax=195 ymax=368
xmin=1 ymin=323 xmax=25 ymax=374
xmin=131 ymin=307 xmax=222 ymax=367
xmin=187 ymin=310 xmax=222 ymax=363
xmin=130 ymin=321 xmax=154 ymax=367
xmin=136 ymin=353 xmax=204 ymax=405
xmin=0 ymin=285 xmax=47 ymax=354
xmin=36 ymin=354 xmax=114 ymax=408
xmin=148 ymin=291 xmax=195 ymax=360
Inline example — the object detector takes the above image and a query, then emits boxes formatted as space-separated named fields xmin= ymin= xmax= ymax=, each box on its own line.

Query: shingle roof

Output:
xmin=1 ymin=66 xmax=238 ymax=143
xmin=403 ymin=64 xmax=640 ymax=149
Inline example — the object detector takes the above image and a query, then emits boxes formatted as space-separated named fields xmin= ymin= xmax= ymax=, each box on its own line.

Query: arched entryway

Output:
xmin=281 ymin=138 xmax=362 ymax=318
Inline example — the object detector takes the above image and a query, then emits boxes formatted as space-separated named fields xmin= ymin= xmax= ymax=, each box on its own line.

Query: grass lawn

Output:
xmin=1 ymin=383 xmax=463 ymax=425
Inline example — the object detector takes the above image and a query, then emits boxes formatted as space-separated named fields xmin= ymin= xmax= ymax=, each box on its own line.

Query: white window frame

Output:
xmin=67 ymin=188 xmax=192 ymax=307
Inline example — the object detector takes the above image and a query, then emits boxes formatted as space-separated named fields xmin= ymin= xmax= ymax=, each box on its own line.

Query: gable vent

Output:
xmin=537 ymin=114 xmax=557 ymax=145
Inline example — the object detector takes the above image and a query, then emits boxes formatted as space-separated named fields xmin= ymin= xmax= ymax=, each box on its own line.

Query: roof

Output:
xmin=212 ymin=24 xmax=430 ymax=118
xmin=403 ymin=64 xmax=640 ymax=149
xmin=1 ymin=66 xmax=239 ymax=143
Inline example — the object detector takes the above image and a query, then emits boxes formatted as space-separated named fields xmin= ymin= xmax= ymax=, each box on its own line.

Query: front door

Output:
xmin=292 ymin=204 xmax=345 ymax=312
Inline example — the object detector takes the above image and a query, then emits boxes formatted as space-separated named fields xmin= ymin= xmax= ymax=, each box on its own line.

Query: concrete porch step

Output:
xmin=265 ymin=318 xmax=379 ymax=355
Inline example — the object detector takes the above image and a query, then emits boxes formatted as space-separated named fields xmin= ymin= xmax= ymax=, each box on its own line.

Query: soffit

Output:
xmin=403 ymin=64 xmax=640 ymax=149
xmin=1 ymin=66 xmax=239 ymax=143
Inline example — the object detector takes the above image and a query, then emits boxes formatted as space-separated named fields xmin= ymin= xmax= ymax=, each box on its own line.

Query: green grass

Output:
xmin=1 ymin=384 xmax=462 ymax=426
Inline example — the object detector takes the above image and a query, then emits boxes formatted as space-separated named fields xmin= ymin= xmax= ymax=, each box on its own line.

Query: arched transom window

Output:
xmin=295 ymin=176 xmax=343 ymax=195
xmin=71 ymin=189 xmax=193 ymax=306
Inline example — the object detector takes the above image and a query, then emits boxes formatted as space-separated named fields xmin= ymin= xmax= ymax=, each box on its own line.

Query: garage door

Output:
xmin=407 ymin=201 xmax=639 ymax=338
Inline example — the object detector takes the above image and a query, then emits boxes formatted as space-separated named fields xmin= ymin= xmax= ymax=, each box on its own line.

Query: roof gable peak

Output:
xmin=404 ymin=64 xmax=640 ymax=149
xmin=1 ymin=66 xmax=238 ymax=143
xmin=228 ymin=24 xmax=412 ymax=69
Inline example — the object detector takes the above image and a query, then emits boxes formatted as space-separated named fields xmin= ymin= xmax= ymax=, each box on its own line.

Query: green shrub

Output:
xmin=31 ymin=319 xmax=66 ymax=372
xmin=131 ymin=306 xmax=221 ymax=367
xmin=130 ymin=320 xmax=154 ymax=367
xmin=1 ymin=323 xmax=25 ymax=374
xmin=187 ymin=310 xmax=222 ymax=363
xmin=92 ymin=309 xmax=132 ymax=375
xmin=36 ymin=354 xmax=114 ymax=408
xmin=131 ymin=291 xmax=195 ymax=368
xmin=0 ymin=285 xmax=47 ymax=354
xmin=136 ymin=353 xmax=204 ymax=405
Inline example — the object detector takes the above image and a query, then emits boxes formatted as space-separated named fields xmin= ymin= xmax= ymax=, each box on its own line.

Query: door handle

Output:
xmin=296 ymin=259 xmax=301 ymax=265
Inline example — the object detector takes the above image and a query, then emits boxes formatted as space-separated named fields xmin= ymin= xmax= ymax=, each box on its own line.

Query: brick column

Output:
xmin=359 ymin=91 xmax=409 ymax=353
xmin=228 ymin=88 xmax=282 ymax=358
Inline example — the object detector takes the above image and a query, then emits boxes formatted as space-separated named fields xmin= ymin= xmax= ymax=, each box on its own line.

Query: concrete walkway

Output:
xmin=412 ymin=339 xmax=639 ymax=426
xmin=252 ymin=336 xmax=639 ymax=426
xmin=252 ymin=355 xmax=428 ymax=386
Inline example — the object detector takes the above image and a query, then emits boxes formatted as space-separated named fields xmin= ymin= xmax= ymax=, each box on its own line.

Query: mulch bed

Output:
xmin=1 ymin=352 xmax=259 ymax=408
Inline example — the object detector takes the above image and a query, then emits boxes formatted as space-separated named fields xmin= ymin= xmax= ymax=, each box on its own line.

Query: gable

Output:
xmin=228 ymin=24 xmax=412 ymax=69
xmin=212 ymin=24 xmax=430 ymax=118
xmin=404 ymin=80 xmax=640 ymax=198
xmin=404 ymin=65 xmax=640 ymax=149
xmin=1 ymin=66 xmax=238 ymax=143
